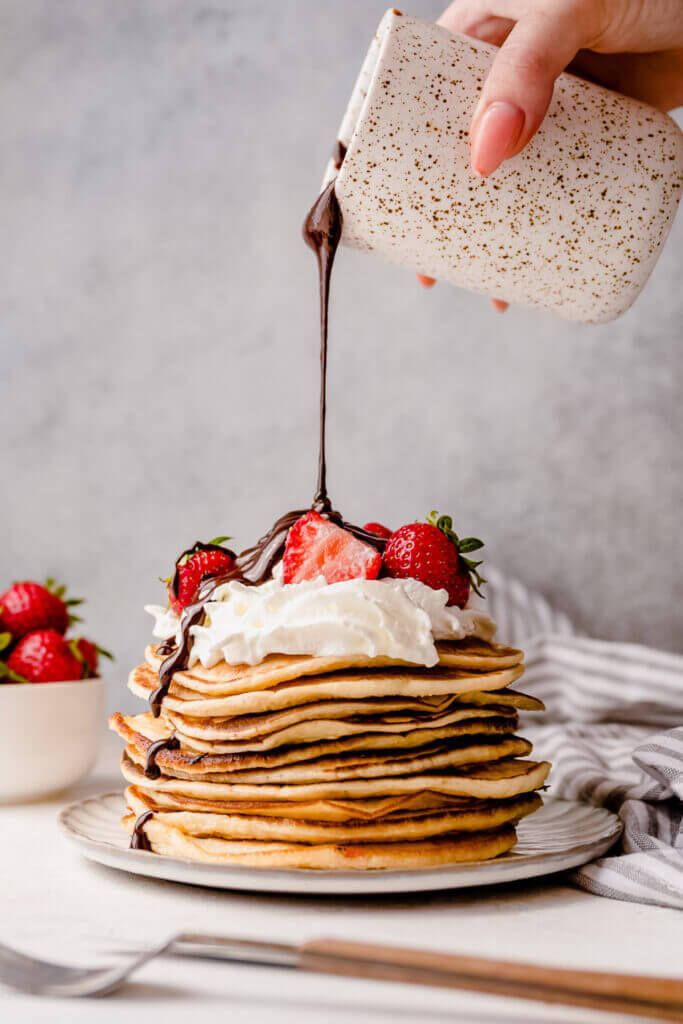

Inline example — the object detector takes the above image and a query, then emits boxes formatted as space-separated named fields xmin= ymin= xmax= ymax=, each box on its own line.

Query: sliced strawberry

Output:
xmin=283 ymin=511 xmax=382 ymax=585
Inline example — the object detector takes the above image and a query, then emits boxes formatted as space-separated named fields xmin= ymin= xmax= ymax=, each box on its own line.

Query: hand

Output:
xmin=419 ymin=0 xmax=683 ymax=306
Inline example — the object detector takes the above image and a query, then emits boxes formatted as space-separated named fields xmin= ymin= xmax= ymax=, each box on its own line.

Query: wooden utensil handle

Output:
xmin=300 ymin=939 xmax=683 ymax=1022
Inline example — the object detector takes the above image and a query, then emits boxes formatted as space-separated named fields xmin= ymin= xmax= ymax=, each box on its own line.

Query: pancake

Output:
xmin=128 ymin=785 xmax=493 ymax=821
xmin=111 ymin=711 xmax=518 ymax=771
xmin=125 ymin=786 xmax=542 ymax=843
xmin=161 ymin=689 xmax=541 ymax=745
xmin=436 ymin=639 xmax=523 ymax=669
xmin=163 ymin=697 xmax=525 ymax=747
xmin=114 ymin=622 xmax=546 ymax=870
xmin=450 ymin=689 xmax=543 ymax=712
xmin=128 ymin=671 xmax=518 ymax=736
xmin=166 ymin=710 xmax=519 ymax=754
xmin=121 ymin=751 xmax=550 ymax=802
xmin=124 ymin=735 xmax=532 ymax=783
xmin=144 ymin=637 xmax=523 ymax=695
xmin=123 ymin=813 xmax=518 ymax=868
xmin=129 ymin=663 xmax=525 ymax=719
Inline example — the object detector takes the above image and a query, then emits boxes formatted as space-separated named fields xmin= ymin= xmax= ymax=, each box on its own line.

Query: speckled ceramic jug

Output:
xmin=325 ymin=9 xmax=683 ymax=323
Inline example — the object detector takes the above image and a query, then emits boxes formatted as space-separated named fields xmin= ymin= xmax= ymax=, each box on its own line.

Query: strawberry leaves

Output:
xmin=0 ymin=661 xmax=28 ymax=683
xmin=427 ymin=510 xmax=486 ymax=598
xmin=45 ymin=577 xmax=84 ymax=625
xmin=0 ymin=632 xmax=24 ymax=681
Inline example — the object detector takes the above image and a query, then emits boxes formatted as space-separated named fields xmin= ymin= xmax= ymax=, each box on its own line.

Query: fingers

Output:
xmin=424 ymin=2 xmax=593 ymax=301
xmin=570 ymin=48 xmax=683 ymax=112
xmin=438 ymin=2 xmax=598 ymax=175
xmin=470 ymin=101 xmax=525 ymax=177
xmin=469 ymin=9 xmax=587 ymax=175
xmin=418 ymin=273 xmax=509 ymax=312
xmin=438 ymin=3 xmax=514 ymax=44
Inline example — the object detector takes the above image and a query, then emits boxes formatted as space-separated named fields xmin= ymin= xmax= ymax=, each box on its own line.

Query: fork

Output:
xmin=2 ymin=933 xmax=683 ymax=1020
xmin=0 ymin=935 xmax=175 ymax=997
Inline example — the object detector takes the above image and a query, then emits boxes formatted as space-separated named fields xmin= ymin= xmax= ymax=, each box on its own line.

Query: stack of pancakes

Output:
xmin=111 ymin=637 xmax=550 ymax=869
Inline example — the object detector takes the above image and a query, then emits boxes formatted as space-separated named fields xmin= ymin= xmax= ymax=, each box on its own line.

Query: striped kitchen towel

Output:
xmin=485 ymin=568 xmax=683 ymax=910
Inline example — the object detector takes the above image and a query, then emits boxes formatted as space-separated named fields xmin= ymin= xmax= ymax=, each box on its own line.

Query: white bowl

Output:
xmin=0 ymin=678 xmax=106 ymax=803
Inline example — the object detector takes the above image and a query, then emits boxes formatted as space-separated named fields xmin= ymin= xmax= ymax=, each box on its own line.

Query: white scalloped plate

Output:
xmin=59 ymin=793 xmax=621 ymax=895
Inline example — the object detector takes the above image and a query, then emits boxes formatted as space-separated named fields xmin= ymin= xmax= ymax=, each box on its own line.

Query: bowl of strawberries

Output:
xmin=0 ymin=580 xmax=109 ymax=803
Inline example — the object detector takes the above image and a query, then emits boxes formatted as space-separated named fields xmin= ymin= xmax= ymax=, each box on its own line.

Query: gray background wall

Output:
xmin=1 ymin=0 xmax=682 ymax=711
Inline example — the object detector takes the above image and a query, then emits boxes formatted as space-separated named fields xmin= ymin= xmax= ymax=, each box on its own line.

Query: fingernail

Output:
xmin=471 ymin=102 xmax=524 ymax=177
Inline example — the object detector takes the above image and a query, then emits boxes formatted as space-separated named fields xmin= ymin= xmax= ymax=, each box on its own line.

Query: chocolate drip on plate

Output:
xmin=130 ymin=810 xmax=154 ymax=851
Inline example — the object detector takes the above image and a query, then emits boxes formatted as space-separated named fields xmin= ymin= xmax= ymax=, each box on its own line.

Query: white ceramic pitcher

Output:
xmin=325 ymin=9 xmax=683 ymax=323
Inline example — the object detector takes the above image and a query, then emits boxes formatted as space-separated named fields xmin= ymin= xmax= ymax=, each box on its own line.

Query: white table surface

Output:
xmin=1 ymin=733 xmax=681 ymax=1024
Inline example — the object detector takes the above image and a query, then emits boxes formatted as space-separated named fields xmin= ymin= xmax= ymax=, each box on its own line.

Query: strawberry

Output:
xmin=0 ymin=580 xmax=81 ymax=639
xmin=446 ymin=559 xmax=474 ymax=610
xmin=382 ymin=511 xmax=485 ymax=608
xmin=71 ymin=637 xmax=112 ymax=678
xmin=283 ymin=511 xmax=382 ymax=585
xmin=362 ymin=522 xmax=392 ymax=541
xmin=168 ymin=538 xmax=236 ymax=614
xmin=6 ymin=629 xmax=84 ymax=683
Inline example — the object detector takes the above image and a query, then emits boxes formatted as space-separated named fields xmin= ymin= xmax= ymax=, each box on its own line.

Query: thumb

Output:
xmin=470 ymin=9 xmax=589 ymax=176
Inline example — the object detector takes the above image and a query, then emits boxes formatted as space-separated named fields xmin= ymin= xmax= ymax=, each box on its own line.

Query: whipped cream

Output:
xmin=146 ymin=572 xmax=495 ymax=668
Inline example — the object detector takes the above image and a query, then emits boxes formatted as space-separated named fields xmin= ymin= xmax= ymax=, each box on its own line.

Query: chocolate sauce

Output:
xmin=143 ymin=734 xmax=180 ymax=779
xmin=151 ymin=602 xmax=205 ymax=717
xmin=331 ymin=140 xmax=346 ymax=171
xmin=233 ymin=509 xmax=311 ymax=583
xmin=150 ymin=145 xmax=385 ymax=718
xmin=302 ymin=178 xmax=343 ymax=514
xmin=130 ymin=810 xmax=154 ymax=851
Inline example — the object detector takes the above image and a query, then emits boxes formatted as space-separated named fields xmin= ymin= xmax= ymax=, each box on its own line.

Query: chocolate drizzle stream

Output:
xmin=150 ymin=141 xmax=385 ymax=718
xmin=303 ymin=178 xmax=342 ymax=514
xmin=130 ymin=810 xmax=154 ymax=851
xmin=144 ymin=734 xmax=180 ymax=779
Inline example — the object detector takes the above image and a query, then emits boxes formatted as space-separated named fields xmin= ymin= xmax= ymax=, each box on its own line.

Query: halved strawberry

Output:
xmin=283 ymin=511 xmax=382 ymax=585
